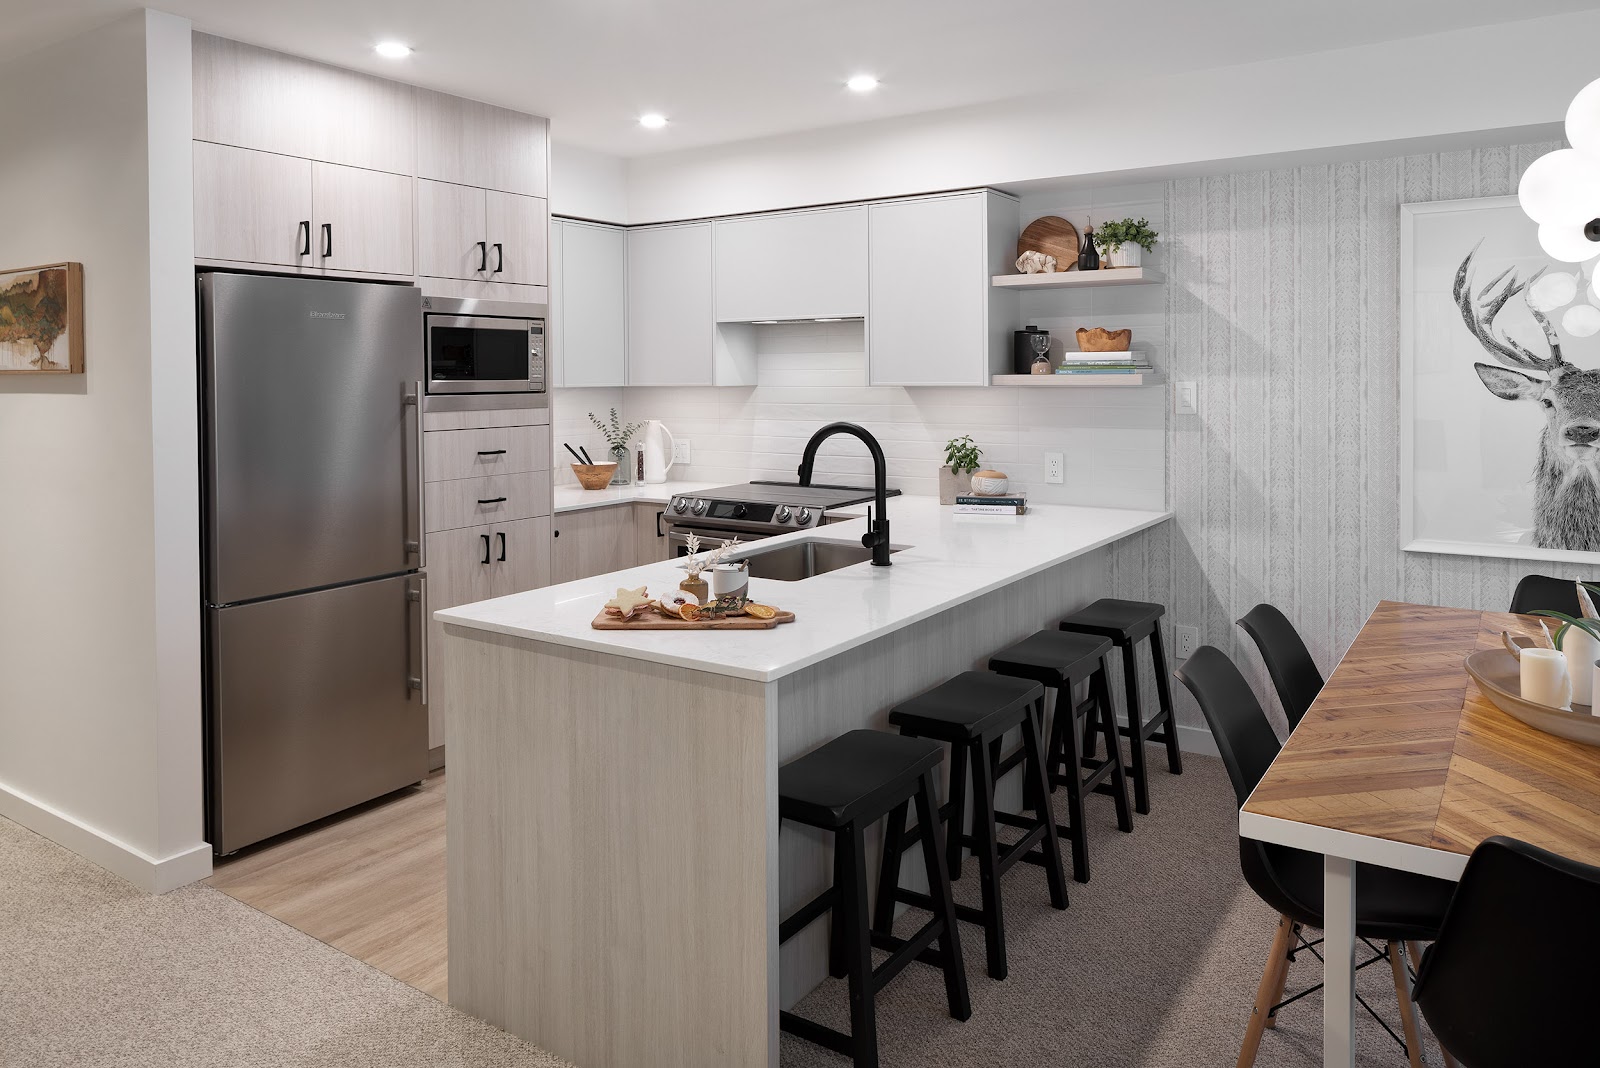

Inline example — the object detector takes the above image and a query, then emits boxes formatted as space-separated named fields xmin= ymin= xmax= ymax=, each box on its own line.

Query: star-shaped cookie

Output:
xmin=604 ymin=586 xmax=652 ymax=620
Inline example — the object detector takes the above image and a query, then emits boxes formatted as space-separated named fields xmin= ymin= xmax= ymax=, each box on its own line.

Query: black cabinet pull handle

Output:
xmin=477 ymin=241 xmax=488 ymax=272
xmin=553 ymin=529 xmax=560 ymax=538
xmin=322 ymin=223 xmax=332 ymax=259
xmin=477 ymin=449 xmax=507 ymax=456
xmin=496 ymin=532 xmax=506 ymax=561
xmin=493 ymin=242 xmax=504 ymax=274
xmin=477 ymin=496 xmax=507 ymax=505
xmin=480 ymin=533 xmax=491 ymax=564
xmin=656 ymin=509 xmax=665 ymax=537
xmin=298 ymin=220 xmax=311 ymax=256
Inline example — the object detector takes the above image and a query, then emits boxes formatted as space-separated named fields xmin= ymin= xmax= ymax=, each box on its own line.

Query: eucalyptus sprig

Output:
xmin=944 ymin=435 xmax=983 ymax=474
xmin=588 ymin=408 xmax=644 ymax=450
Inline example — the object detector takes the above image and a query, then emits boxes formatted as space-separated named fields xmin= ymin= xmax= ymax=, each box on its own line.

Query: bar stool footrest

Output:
xmin=779 ymin=1011 xmax=855 ymax=1058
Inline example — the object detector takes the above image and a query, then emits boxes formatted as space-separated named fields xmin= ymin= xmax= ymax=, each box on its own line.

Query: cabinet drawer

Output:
xmin=424 ymin=425 xmax=550 ymax=482
xmin=425 ymin=471 xmax=550 ymax=532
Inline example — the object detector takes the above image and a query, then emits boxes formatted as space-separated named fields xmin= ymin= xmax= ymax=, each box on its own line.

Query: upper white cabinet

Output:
xmin=626 ymin=223 xmax=716 ymax=386
xmin=418 ymin=180 xmax=547 ymax=285
xmin=552 ymin=220 xmax=627 ymax=388
xmin=415 ymin=88 xmax=548 ymax=198
xmin=713 ymin=206 xmax=867 ymax=322
xmin=193 ymin=33 xmax=415 ymax=176
xmin=868 ymin=190 xmax=1018 ymax=386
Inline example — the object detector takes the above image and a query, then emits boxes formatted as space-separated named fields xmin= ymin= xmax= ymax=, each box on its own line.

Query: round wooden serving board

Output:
xmin=1464 ymin=648 xmax=1600 ymax=747
xmin=1016 ymin=216 xmax=1081 ymax=271
xmin=591 ymin=607 xmax=796 ymax=631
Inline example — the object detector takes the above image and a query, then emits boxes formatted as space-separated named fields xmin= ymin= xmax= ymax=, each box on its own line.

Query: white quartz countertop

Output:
xmin=552 ymin=480 xmax=727 ymax=513
xmin=436 ymin=496 xmax=1171 ymax=683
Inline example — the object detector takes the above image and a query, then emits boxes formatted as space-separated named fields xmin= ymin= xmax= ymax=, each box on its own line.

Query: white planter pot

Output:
xmin=1564 ymin=625 xmax=1600 ymax=706
xmin=1108 ymin=244 xmax=1143 ymax=268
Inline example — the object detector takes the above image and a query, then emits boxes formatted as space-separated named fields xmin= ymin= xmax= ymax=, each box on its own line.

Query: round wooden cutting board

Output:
xmin=1016 ymin=216 xmax=1081 ymax=271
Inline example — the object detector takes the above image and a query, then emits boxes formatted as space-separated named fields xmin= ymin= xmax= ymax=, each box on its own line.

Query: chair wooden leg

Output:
xmin=1237 ymin=914 xmax=1295 ymax=1068
xmin=1263 ymin=922 xmax=1299 ymax=1029
xmin=1388 ymin=941 xmax=1425 ymax=1068
xmin=1405 ymin=942 xmax=1459 ymax=1068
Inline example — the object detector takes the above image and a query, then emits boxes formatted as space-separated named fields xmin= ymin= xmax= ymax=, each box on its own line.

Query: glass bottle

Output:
xmin=610 ymin=443 xmax=632 ymax=485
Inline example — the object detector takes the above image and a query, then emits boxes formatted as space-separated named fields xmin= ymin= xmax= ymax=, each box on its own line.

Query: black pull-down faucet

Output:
xmin=797 ymin=421 xmax=892 ymax=567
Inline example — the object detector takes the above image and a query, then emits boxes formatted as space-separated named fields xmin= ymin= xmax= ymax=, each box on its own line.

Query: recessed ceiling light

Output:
xmin=639 ymin=113 xmax=668 ymax=129
xmin=846 ymin=74 xmax=879 ymax=93
xmin=374 ymin=41 xmax=412 ymax=59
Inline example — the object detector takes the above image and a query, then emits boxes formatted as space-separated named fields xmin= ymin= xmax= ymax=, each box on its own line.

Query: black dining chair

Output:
xmin=1508 ymin=574 xmax=1589 ymax=617
xmin=1413 ymin=836 xmax=1600 ymax=1068
xmin=1173 ymin=646 xmax=1458 ymax=1068
xmin=1235 ymin=604 xmax=1324 ymax=732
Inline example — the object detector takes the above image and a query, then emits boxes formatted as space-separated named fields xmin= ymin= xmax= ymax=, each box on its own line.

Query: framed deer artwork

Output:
xmin=1402 ymin=196 xmax=1600 ymax=564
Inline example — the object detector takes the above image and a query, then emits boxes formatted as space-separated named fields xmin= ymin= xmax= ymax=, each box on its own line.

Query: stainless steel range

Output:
xmin=662 ymin=480 xmax=901 ymax=557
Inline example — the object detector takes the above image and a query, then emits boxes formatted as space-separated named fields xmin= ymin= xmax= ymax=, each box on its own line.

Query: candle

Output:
xmin=1522 ymin=648 xmax=1572 ymax=710
xmin=1592 ymin=660 xmax=1600 ymax=717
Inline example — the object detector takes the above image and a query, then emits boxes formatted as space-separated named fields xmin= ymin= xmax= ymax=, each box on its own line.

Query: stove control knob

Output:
xmin=733 ymin=503 xmax=748 ymax=519
xmin=690 ymin=498 xmax=708 ymax=516
xmin=775 ymin=505 xmax=792 ymax=524
xmin=671 ymin=497 xmax=689 ymax=514
xmin=798 ymin=507 xmax=814 ymax=526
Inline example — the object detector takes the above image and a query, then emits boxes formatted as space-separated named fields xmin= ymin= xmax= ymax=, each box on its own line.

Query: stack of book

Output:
xmin=954 ymin=494 xmax=1026 ymax=515
xmin=1055 ymin=352 xmax=1152 ymax=376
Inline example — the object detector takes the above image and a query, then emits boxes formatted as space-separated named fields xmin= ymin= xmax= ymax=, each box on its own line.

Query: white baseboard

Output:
xmin=1175 ymin=722 xmax=1219 ymax=757
xmin=0 ymin=779 xmax=212 ymax=893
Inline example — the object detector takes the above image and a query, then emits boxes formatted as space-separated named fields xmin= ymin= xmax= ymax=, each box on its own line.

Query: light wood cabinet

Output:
xmin=633 ymin=503 xmax=668 ymax=565
xmin=552 ymin=220 xmax=627 ymax=388
xmin=485 ymin=191 xmax=548 ymax=286
xmin=193 ymin=142 xmax=313 ymax=268
xmin=425 ymin=471 xmax=552 ymax=533
xmin=714 ymin=206 xmax=867 ymax=321
xmin=418 ymin=179 xmax=547 ymax=285
xmin=497 ymin=515 xmax=552 ymax=594
xmin=551 ymin=506 xmax=637 ymax=585
xmin=415 ymin=88 xmax=548 ymax=198
xmin=867 ymin=190 xmax=1018 ymax=386
xmin=312 ymin=162 xmax=413 ymax=276
xmin=423 ymin=425 xmax=550 ymax=482
xmin=626 ymin=223 xmax=716 ymax=386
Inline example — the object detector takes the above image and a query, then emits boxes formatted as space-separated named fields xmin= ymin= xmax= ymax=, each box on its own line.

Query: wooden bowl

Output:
xmin=572 ymin=462 xmax=618 ymax=490
xmin=1464 ymin=648 xmax=1600 ymax=747
xmin=1076 ymin=327 xmax=1132 ymax=352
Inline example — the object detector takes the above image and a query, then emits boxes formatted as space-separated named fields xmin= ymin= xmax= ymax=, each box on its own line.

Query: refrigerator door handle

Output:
xmin=407 ymin=575 xmax=427 ymax=706
xmin=405 ymin=381 xmax=424 ymax=566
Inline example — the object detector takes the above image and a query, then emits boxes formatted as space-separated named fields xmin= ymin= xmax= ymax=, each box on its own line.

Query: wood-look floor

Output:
xmin=207 ymin=771 xmax=448 ymax=1001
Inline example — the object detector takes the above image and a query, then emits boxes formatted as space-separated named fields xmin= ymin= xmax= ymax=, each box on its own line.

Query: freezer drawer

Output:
xmin=207 ymin=572 xmax=427 ymax=854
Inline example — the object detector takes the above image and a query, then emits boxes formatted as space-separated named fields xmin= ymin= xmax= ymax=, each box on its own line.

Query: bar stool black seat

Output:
xmin=873 ymin=671 xmax=1067 ymax=981
xmin=988 ymin=630 xmax=1134 ymax=883
xmin=779 ymin=730 xmax=971 ymax=1068
xmin=1059 ymin=597 xmax=1183 ymax=814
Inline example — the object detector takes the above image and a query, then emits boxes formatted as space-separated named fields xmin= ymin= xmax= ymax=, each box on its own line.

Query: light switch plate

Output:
xmin=1174 ymin=625 xmax=1199 ymax=660
xmin=673 ymin=440 xmax=692 ymax=464
xmin=1044 ymin=451 xmax=1064 ymax=485
xmin=1175 ymin=381 xmax=1198 ymax=416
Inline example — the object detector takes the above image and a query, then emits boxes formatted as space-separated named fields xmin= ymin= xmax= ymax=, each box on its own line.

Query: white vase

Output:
xmin=1109 ymin=244 xmax=1143 ymax=268
xmin=1565 ymin=626 xmax=1600 ymax=706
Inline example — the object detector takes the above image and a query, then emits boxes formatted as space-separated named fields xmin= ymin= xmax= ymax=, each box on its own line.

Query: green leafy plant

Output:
xmin=1529 ymin=581 xmax=1600 ymax=648
xmin=589 ymin=407 xmax=643 ymax=450
xmin=1093 ymin=217 xmax=1159 ymax=255
xmin=944 ymin=435 xmax=983 ymax=473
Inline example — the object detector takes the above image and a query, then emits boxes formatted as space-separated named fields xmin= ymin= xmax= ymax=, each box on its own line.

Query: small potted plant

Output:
xmin=941 ymin=435 xmax=982 ymax=505
xmin=1093 ymin=217 xmax=1159 ymax=269
xmin=589 ymin=408 xmax=644 ymax=485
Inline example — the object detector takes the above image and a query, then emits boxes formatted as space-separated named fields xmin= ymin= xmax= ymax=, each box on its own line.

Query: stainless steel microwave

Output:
xmin=422 ymin=295 xmax=547 ymax=394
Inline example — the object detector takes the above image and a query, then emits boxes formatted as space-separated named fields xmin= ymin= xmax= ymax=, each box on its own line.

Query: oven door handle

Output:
xmin=666 ymin=529 xmax=745 ymax=554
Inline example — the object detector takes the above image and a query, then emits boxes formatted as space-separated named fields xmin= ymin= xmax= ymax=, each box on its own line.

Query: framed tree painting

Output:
xmin=1402 ymin=196 xmax=1600 ymax=564
xmin=0 ymin=261 xmax=84 ymax=375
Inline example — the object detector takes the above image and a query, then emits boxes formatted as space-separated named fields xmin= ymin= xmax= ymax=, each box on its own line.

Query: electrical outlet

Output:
xmin=1044 ymin=451 xmax=1064 ymax=485
xmin=1174 ymin=625 xmax=1199 ymax=660
xmin=1175 ymin=381 xmax=1198 ymax=416
xmin=672 ymin=440 xmax=692 ymax=465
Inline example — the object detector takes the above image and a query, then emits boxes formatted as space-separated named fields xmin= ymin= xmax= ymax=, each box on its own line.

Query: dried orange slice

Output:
xmin=679 ymin=603 xmax=703 ymax=622
xmin=744 ymin=603 xmax=778 ymax=620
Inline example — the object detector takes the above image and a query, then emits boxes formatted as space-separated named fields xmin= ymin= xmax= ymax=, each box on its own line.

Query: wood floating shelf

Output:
xmin=990 ymin=267 xmax=1165 ymax=289
xmin=992 ymin=372 xmax=1166 ymax=387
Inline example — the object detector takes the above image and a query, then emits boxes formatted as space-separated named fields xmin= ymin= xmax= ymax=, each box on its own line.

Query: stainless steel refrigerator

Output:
xmin=200 ymin=271 xmax=427 ymax=855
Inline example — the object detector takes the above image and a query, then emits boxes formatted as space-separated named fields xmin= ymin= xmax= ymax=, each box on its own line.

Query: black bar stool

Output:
xmin=988 ymin=630 xmax=1133 ymax=883
xmin=872 ymin=671 xmax=1067 ymax=981
xmin=779 ymin=729 xmax=972 ymax=1068
xmin=1059 ymin=598 xmax=1183 ymax=815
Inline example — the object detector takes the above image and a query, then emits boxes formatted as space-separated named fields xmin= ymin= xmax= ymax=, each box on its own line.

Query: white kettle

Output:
xmin=639 ymin=420 xmax=677 ymax=484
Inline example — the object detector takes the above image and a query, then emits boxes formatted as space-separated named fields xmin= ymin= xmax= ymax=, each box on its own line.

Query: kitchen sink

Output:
xmin=732 ymin=537 xmax=902 ymax=581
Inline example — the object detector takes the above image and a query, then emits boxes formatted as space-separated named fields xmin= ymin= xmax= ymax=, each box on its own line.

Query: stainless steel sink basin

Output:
xmin=732 ymin=538 xmax=901 ymax=581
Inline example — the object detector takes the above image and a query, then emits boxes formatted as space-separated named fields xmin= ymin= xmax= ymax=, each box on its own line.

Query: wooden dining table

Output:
xmin=1239 ymin=599 xmax=1600 ymax=1067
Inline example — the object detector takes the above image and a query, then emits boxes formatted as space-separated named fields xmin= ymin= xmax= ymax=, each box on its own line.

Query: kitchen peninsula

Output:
xmin=434 ymin=496 xmax=1170 ymax=1068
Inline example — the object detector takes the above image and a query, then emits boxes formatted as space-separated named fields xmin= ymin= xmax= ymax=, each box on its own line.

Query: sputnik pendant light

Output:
xmin=1519 ymin=78 xmax=1600 ymax=266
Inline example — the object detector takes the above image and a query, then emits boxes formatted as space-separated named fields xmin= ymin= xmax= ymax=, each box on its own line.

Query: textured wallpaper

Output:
xmin=1112 ymin=139 xmax=1588 ymax=734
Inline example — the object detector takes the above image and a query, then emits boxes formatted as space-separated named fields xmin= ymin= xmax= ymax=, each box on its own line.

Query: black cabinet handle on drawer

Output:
xmin=477 ymin=449 xmax=507 ymax=456
xmin=480 ymin=533 xmax=491 ymax=565
xmin=321 ymin=222 xmax=332 ymax=259
xmin=298 ymin=220 xmax=311 ymax=256
xmin=496 ymin=532 xmax=506 ymax=561
xmin=477 ymin=496 xmax=507 ymax=505
xmin=656 ymin=509 xmax=665 ymax=537
xmin=477 ymin=241 xmax=488 ymax=272
xmin=493 ymin=242 xmax=504 ymax=274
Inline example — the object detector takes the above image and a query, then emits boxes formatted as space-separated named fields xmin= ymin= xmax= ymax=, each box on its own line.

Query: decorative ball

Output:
xmin=971 ymin=470 xmax=1009 ymax=496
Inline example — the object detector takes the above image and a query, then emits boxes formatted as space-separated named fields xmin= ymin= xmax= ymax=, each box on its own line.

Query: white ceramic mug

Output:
xmin=1522 ymin=648 xmax=1572 ymax=710
xmin=709 ymin=563 xmax=748 ymax=601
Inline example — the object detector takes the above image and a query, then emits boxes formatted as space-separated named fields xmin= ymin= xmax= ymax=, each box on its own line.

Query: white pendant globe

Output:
xmin=1539 ymin=221 xmax=1600 ymax=264
xmin=1520 ymin=150 xmax=1600 ymax=225
xmin=1567 ymin=77 xmax=1600 ymax=156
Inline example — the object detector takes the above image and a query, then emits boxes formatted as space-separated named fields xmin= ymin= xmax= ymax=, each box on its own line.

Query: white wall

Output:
xmin=623 ymin=9 xmax=1595 ymax=223
xmin=550 ymin=141 xmax=628 ymax=224
xmin=0 ymin=11 xmax=205 ymax=892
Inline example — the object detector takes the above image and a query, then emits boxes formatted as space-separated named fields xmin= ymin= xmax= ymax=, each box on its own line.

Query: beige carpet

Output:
xmin=2 ymin=754 xmax=1445 ymax=1067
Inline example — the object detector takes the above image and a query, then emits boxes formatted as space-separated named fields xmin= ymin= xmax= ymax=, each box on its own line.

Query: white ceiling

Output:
xmin=6 ymin=0 xmax=1595 ymax=158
